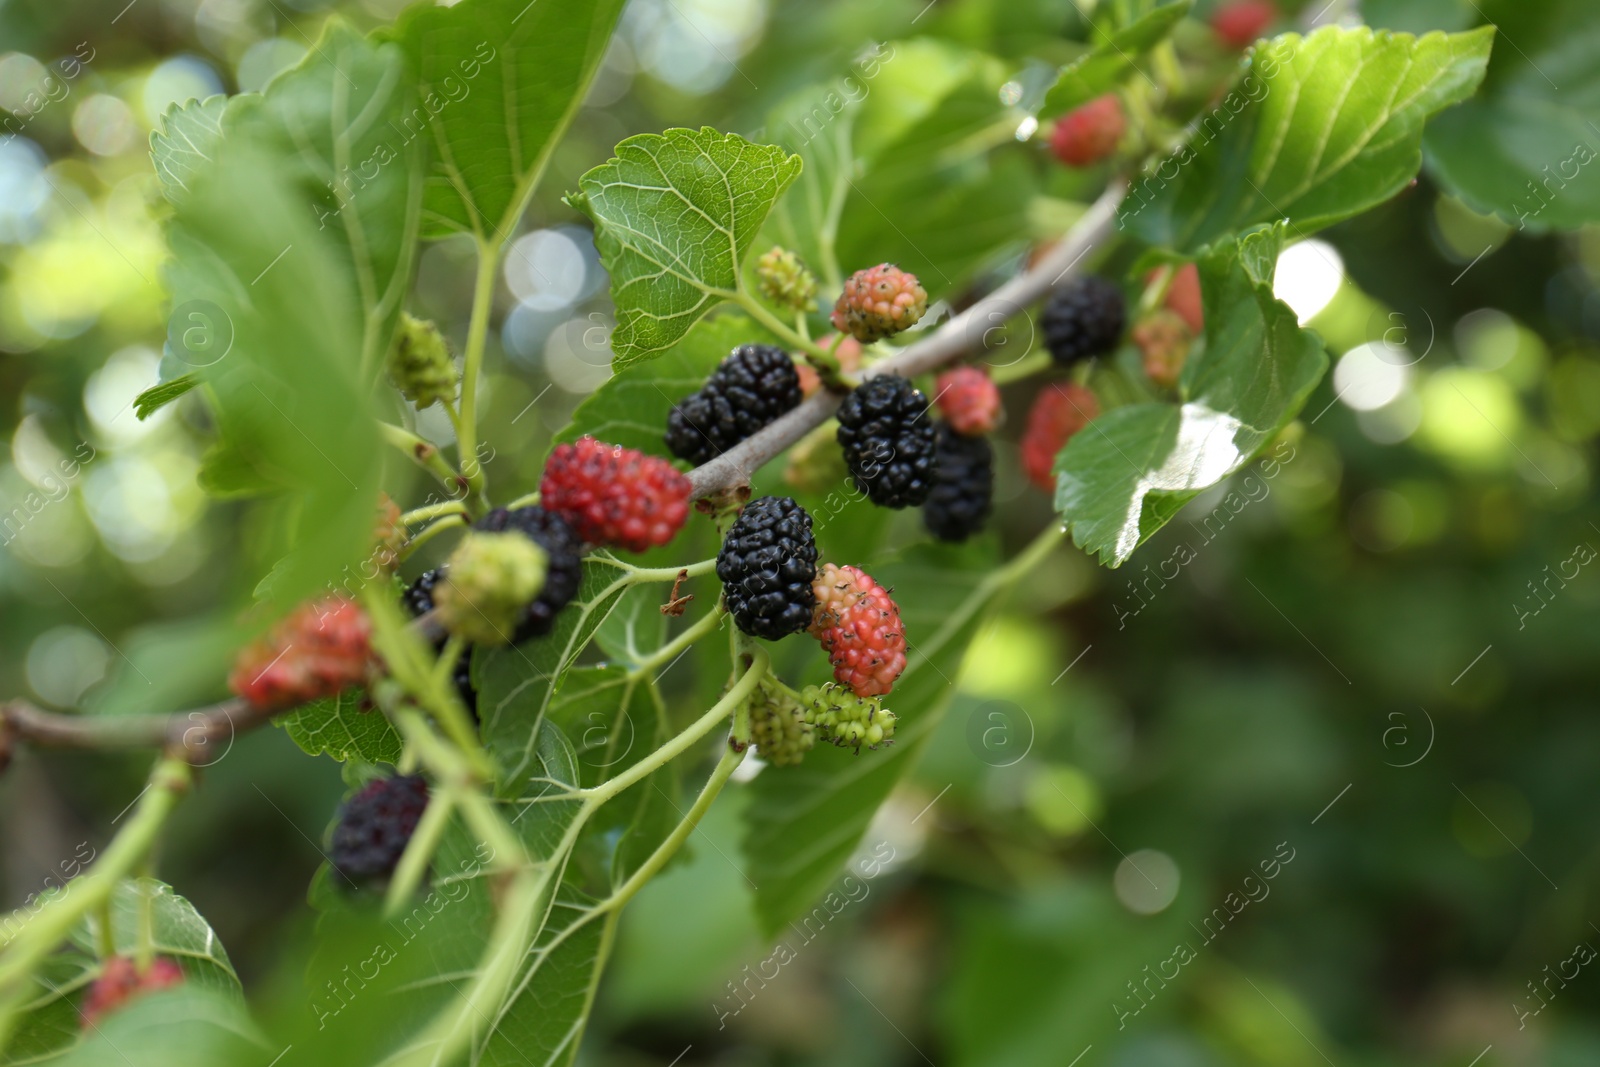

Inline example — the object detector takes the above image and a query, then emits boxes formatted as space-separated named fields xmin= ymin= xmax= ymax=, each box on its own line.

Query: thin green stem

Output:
xmin=597 ymin=558 xmax=718 ymax=583
xmin=457 ymin=237 xmax=499 ymax=511
xmin=434 ymin=635 xmax=467 ymax=695
xmin=603 ymin=741 xmax=743 ymax=912
xmin=582 ymin=646 xmax=768 ymax=804
xmin=384 ymin=785 xmax=458 ymax=916
xmin=93 ymin=898 xmax=114 ymax=959
xmin=380 ymin=422 xmax=465 ymax=496
xmin=0 ymin=758 xmax=191 ymax=1052
xmin=402 ymin=501 xmax=468 ymax=526
xmin=736 ymin=291 xmax=831 ymax=361
xmin=990 ymin=349 xmax=1052 ymax=386
xmin=628 ymin=605 xmax=726 ymax=679
xmin=399 ymin=514 xmax=464 ymax=561
xmin=134 ymin=870 xmax=155 ymax=971
xmin=504 ymin=490 xmax=540 ymax=509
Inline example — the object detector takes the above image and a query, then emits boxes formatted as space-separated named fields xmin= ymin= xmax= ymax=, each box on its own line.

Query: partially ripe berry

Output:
xmin=1132 ymin=310 xmax=1194 ymax=389
xmin=81 ymin=957 xmax=184 ymax=1028
xmin=331 ymin=774 xmax=430 ymax=884
xmin=809 ymin=563 xmax=907 ymax=697
xmin=541 ymin=436 xmax=691 ymax=552
xmin=832 ymin=264 xmax=928 ymax=342
xmin=801 ymin=683 xmax=897 ymax=751
xmin=1049 ymin=94 xmax=1126 ymax=168
xmin=935 ymin=366 xmax=1002 ymax=436
xmin=228 ymin=597 xmax=374 ymax=711
xmin=372 ymin=494 xmax=405 ymax=573
xmin=1021 ymin=384 xmax=1100 ymax=493
xmin=755 ymin=246 xmax=818 ymax=312
xmin=1212 ymin=0 xmax=1276 ymax=49
xmin=388 ymin=313 xmax=457 ymax=409
xmin=1164 ymin=262 xmax=1204 ymax=334
xmin=434 ymin=531 xmax=548 ymax=646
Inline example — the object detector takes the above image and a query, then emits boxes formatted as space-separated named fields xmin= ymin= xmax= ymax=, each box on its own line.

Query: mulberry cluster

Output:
xmin=831 ymin=263 xmax=927 ymax=342
xmin=666 ymin=345 xmax=802 ymax=465
xmin=330 ymin=774 xmax=430 ymax=884
xmin=541 ymin=436 xmax=690 ymax=552
xmin=835 ymin=375 xmax=936 ymax=508
xmin=1042 ymin=275 xmax=1126 ymax=366
xmin=748 ymin=681 xmax=813 ymax=766
xmin=717 ymin=496 xmax=818 ymax=641
xmin=228 ymin=597 xmax=374 ymax=711
xmin=81 ymin=957 xmax=184 ymax=1028
xmin=801 ymin=683 xmax=897 ymax=752
xmin=923 ymin=423 xmax=994 ymax=543
xmin=809 ymin=563 xmax=907 ymax=697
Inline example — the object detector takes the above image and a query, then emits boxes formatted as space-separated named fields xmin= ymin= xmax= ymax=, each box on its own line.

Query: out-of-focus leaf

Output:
xmin=48 ymin=987 xmax=262 ymax=1067
xmin=1054 ymin=225 xmax=1326 ymax=565
xmin=742 ymin=537 xmax=1002 ymax=936
xmin=393 ymin=0 xmax=625 ymax=239
xmin=1425 ymin=0 xmax=1600 ymax=231
xmin=760 ymin=81 xmax=860 ymax=288
xmin=1121 ymin=25 xmax=1493 ymax=251
xmin=7 ymin=879 xmax=244 ymax=1065
xmin=133 ymin=374 xmax=198 ymax=420
xmin=569 ymin=128 xmax=801 ymax=367
xmin=1041 ymin=1 xmax=1192 ymax=117
xmin=150 ymin=96 xmax=226 ymax=205
xmin=278 ymin=689 xmax=404 ymax=765
xmin=164 ymin=23 xmax=411 ymax=608
xmin=474 ymin=560 xmax=636 ymax=794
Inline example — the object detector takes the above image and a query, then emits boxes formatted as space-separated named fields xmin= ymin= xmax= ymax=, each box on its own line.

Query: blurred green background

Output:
xmin=3 ymin=0 xmax=1600 ymax=1064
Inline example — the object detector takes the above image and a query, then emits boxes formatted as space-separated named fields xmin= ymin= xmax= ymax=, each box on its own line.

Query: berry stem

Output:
xmin=599 ymin=739 xmax=744 ymax=913
xmin=456 ymin=237 xmax=499 ymax=514
xmin=628 ymin=604 xmax=726 ymax=678
xmin=401 ymin=513 xmax=465 ymax=561
xmin=0 ymin=756 xmax=191 ymax=1048
xmin=600 ymin=557 xmax=719 ymax=584
xmin=734 ymin=290 xmax=832 ymax=363
xmin=579 ymin=646 xmax=768 ymax=804
xmin=402 ymin=500 xmax=469 ymax=526
xmin=380 ymin=422 xmax=468 ymax=497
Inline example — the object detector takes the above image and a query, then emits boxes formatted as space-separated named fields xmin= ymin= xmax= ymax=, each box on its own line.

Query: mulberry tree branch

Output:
xmin=685 ymin=181 xmax=1127 ymax=500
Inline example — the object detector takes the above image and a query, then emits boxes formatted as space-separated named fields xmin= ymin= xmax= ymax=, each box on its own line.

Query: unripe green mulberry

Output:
xmin=389 ymin=313 xmax=458 ymax=409
xmin=434 ymin=531 xmax=547 ymax=646
xmin=756 ymin=247 xmax=818 ymax=312
xmin=801 ymin=683 xmax=897 ymax=752
xmin=749 ymin=682 xmax=813 ymax=766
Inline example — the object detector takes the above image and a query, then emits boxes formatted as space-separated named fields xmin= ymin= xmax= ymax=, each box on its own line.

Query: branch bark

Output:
xmin=0 ymin=609 xmax=447 ymax=764
xmin=686 ymin=181 xmax=1127 ymax=499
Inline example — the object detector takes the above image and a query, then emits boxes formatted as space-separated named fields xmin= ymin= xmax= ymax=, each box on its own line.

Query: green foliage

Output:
xmin=1121 ymin=25 xmax=1494 ymax=251
xmin=568 ymin=128 xmax=802 ymax=366
xmin=392 ymin=0 xmax=627 ymax=239
xmin=278 ymin=690 xmax=405 ymax=765
xmin=1424 ymin=0 xmax=1600 ymax=231
xmin=472 ymin=560 xmax=633 ymax=794
xmin=149 ymin=96 xmax=226 ymax=206
xmin=1054 ymin=225 xmax=1325 ymax=565
xmin=1041 ymin=1 xmax=1192 ymax=117
xmin=132 ymin=375 xmax=198 ymax=421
